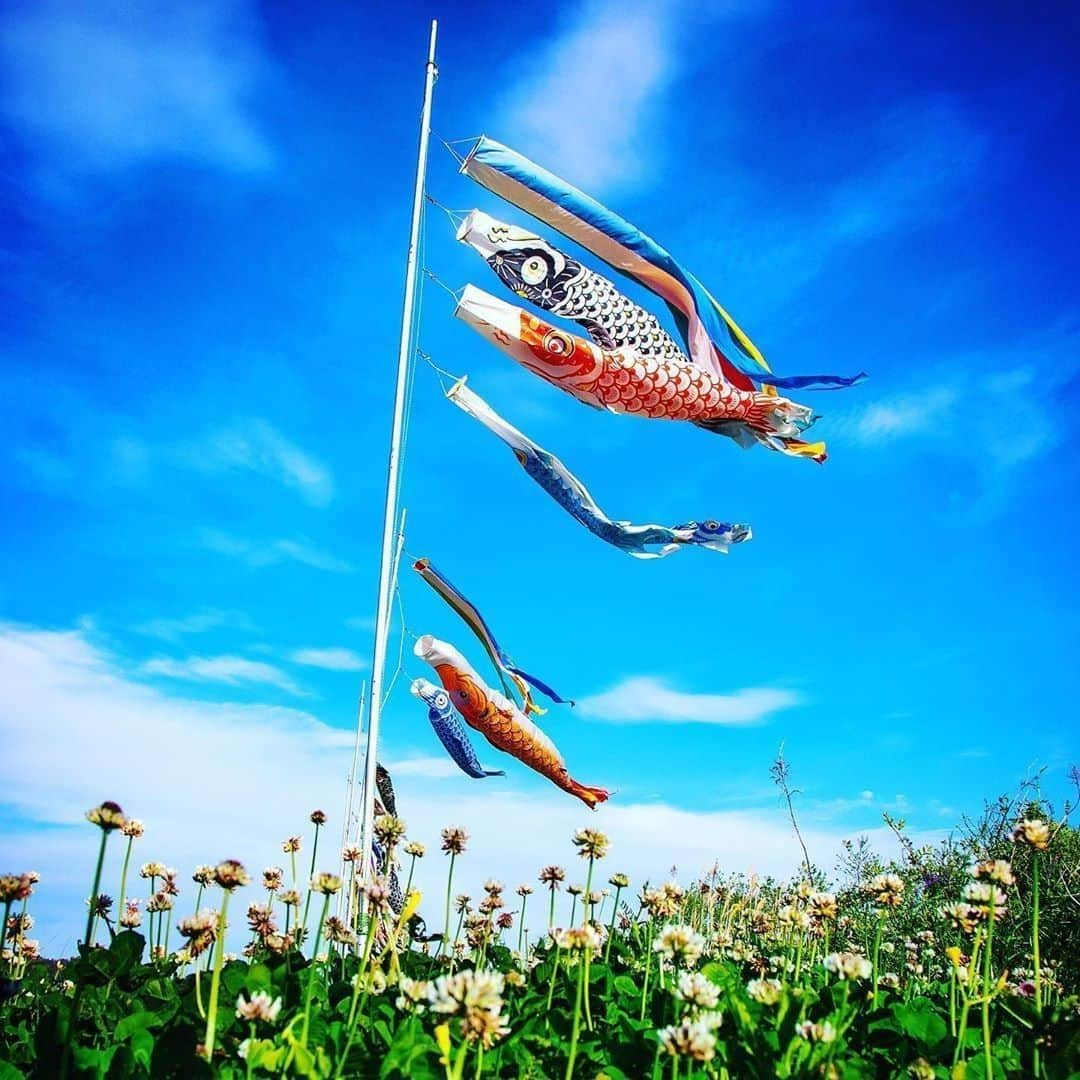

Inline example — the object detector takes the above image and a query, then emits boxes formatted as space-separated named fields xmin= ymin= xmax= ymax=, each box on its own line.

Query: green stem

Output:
xmin=582 ymin=860 xmax=595 ymax=1031
xmin=871 ymin=910 xmax=884 ymax=1007
xmin=301 ymin=892 xmax=332 ymax=1048
xmin=203 ymin=890 xmax=232 ymax=1063
xmin=83 ymin=830 xmax=109 ymax=950
xmin=404 ymin=854 xmax=417 ymax=898
xmin=982 ymin=910 xmax=995 ymax=1076
xmin=516 ymin=895 xmax=527 ymax=957
xmin=640 ymin=922 xmax=655 ymax=1022
xmin=117 ymin=836 xmax=133 ymax=922
xmin=564 ymin=954 xmax=585 ymax=1080
xmin=335 ymin=913 xmax=379 ymax=1078
xmin=548 ymin=886 xmax=557 ymax=931
xmin=604 ymin=886 xmax=622 ymax=966
xmin=438 ymin=853 xmax=457 ymax=960
xmin=1032 ymin=855 xmax=1042 ymax=1011
xmin=300 ymin=824 xmax=321 ymax=951
xmin=194 ymin=952 xmax=206 ymax=1019
xmin=245 ymin=1021 xmax=255 ymax=1080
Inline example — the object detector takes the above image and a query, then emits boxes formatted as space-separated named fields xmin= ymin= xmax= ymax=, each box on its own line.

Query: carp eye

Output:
xmin=704 ymin=520 xmax=719 ymax=530
xmin=521 ymin=255 xmax=548 ymax=286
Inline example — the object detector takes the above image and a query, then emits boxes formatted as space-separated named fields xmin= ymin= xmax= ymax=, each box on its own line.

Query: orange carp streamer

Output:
xmin=414 ymin=635 xmax=610 ymax=810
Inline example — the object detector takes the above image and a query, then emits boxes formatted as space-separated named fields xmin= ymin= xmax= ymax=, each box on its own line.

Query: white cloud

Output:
xmin=577 ymin=676 xmax=800 ymax=725
xmin=200 ymin=529 xmax=355 ymax=574
xmin=851 ymin=386 xmax=959 ymax=444
xmin=0 ymin=621 xmax=903 ymax=953
xmin=499 ymin=0 xmax=674 ymax=192
xmin=134 ymin=609 xmax=254 ymax=640
xmin=141 ymin=653 xmax=304 ymax=695
xmin=183 ymin=420 xmax=334 ymax=507
xmin=289 ymin=647 xmax=366 ymax=672
xmin=345 ymin=616 xmax=375 ymax=632
xmin=0 ymin=0 xmax=273 ymax=194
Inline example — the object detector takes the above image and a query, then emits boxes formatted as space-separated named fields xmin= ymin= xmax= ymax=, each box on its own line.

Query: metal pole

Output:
xmin=357 ymin=19 xmax=438 ymax=883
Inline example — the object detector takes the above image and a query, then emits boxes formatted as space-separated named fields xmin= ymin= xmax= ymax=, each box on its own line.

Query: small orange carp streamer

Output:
xmin=414 ymin=634 xmax=610 ymax=810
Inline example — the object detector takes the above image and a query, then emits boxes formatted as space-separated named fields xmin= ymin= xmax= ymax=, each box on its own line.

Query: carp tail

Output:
xmin=568 ymin=782 xmax=611 ymax=810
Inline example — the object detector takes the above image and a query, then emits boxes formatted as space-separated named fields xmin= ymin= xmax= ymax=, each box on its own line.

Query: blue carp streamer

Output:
xmin=410 ymin=677 xmax=505 ymax=779
xmin=447 ymin=379 xmax=751 ymax=559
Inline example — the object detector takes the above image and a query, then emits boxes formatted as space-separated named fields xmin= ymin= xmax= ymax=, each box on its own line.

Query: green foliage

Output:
xmin=2 ymin=786 xmax=1078 ymax=1078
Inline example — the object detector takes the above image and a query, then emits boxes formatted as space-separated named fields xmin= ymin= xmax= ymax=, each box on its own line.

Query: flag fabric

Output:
xmin=455 ymin=284 xmax=827 ymax=461
xmin=460 ymin=136 xmax=864 ymax=393
xmin=448 ymin=378 xmax=751 ymax=558
xmin=413 ymin=556 xmax=572 ymax=714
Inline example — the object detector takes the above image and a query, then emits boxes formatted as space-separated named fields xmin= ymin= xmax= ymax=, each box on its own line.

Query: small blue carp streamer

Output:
xmin=410 ymin=677 xmax=505 ymax=779
xmin=447 ymin=379 xmax=751 ymax=558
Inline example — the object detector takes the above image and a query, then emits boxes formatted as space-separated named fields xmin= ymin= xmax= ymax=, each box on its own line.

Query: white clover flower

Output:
xmin=824 ymin=951 xmax=872 ymax=980
xmin=235 ymin=990 xmax=282 ymax=1024
xmin=658 ymin=1018 xmax=717 ymax=1062
xmin=395 ymin=976 xmax=431 ymax=1013
xmin=674 ymin=971 xmax=720 ymax=1011
xmin=654 ymin=924 xmax=705 ymax=969
xmin=747 ymin=978 xmax=783 ymax=1005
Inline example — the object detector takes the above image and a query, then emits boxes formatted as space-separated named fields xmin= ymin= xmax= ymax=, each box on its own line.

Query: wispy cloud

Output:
xmin=749 ymin=96 xmax=988 ymax=302
xmin=851 ymin=386 xmax=959 ymax=444
xmin=578 ymin=676 xmax=800 ymax=725
xmin=1 ymin=621 xmax=904 ymax=952
xmin=345 ymin=616 xmax=375 ymax=633
xmin=0 ymin=0 xmax=274 ymax=196
xmin=497 ymin=0 xmax=759 ymax=193
xmin=141 ymin=653 xmax=304 ymax=695
xmin=830 ymin=320 xmax=1080 ymax=502
xmin=200 ymin=529 xmax=355 ymax=574
xmin=181 ymin=420 xmax=334 ymax=507
xmin=289 ymin=647 xmax=366 ymax=672
xmin=134 ymin=609 xmax=254 ymax=641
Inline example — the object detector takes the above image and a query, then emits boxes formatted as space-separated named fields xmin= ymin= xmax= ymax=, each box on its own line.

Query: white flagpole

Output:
xmin=357 ymin=19 xmax=438 ymax=886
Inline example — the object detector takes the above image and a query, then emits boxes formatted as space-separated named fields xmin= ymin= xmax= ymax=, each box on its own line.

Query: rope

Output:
xmin=416 ymin=348 xmax=462 ymax=394
xmin=421 ymin=267 xmax=463 ymax=302
xmin=425 ymin=192 xmax=467 ymax=229
xmin=436 ymin=134 xmax=479 ymax=166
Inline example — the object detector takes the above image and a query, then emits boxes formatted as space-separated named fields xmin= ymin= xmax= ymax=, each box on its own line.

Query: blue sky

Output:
xmin=1 ymin=0 xmax=1078 ymax=951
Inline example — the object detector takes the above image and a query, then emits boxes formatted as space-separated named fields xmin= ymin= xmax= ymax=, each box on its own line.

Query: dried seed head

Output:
xmin=539 ymin=866 xmax=565 ymax=886
xmin=282 ymin=836 xmax=302 ymax=854
xmin=121 ymin=819 xmax=145 ymax=839
xmin=1012 ymin=818 xmax=1050 ymax=851
xmin=86 ymin=801 xmax=126 ymax=832
xmin=310 ymin=810 xmax=327 ymax=826
xmin=403 ymin=841 xmax=426 ymax=858
xmin=440 ymin=827 xmax=469 ymax=855
xmin=572 ymin=828 xmax=610 ymax=860
xmin=310 ymin=872 xmax=342 ymax=895
xmin=214 ymin=860 xmax=250 ymax=891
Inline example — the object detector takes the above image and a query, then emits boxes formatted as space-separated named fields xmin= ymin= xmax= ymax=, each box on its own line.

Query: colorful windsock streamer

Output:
xmin=455 ymin=285 xmax=826 ymax=461
xmin=411 ymin=677 xmax=505 ymax=779
xmin=460 ymin=136 xmax=864 ymax=393
xmin=414 ymin=635 xmax=610 ymax=809
xmin=448 ymin=379 xmax=751 ymax=557
xmin=413 ymin=556 xmax=572 ymax=714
